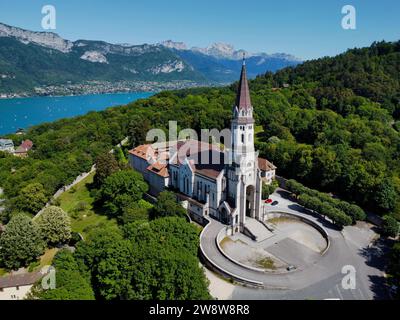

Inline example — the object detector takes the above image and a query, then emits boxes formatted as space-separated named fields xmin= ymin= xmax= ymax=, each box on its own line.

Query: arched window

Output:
xmin=241 ymin=134 xmax=244 ymax=143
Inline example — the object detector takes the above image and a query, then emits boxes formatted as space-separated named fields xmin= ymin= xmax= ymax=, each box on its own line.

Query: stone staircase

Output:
xmin=244 ymin=217 xmax=274 ymax=242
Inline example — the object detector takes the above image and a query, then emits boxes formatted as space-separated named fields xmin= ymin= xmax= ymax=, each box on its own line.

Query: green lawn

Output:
xmin=38 ymin=248 xmax=58 ymax=269
xmin=58 ymin=171 xmax=116 ymax=238
xmin=28 ymin=248 xmax=59 ymax=272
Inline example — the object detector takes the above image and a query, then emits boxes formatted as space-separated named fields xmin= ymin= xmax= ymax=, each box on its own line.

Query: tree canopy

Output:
xmin=0 ymin=213 xmax=44 ymax=270
xmin=151 ymin=191 xmax=187 ymax=219
xmin=75 ymin=217 xmax=209 ymax=300
xmin=99 ymin=170 xmax=148 ymax=218
xmin=28 ymin=250 xmax=95 ymax=300
xmin=0 ymin=40 xmax=398 ymax=225
xmin=35 ymin=206 xmax=72 ymax=246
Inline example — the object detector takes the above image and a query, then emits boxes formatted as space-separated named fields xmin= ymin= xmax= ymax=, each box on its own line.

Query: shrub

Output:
xmin=74 ymin=201 xmax=88 ymax=212
xmin=286 ymin=179 xmax=305 ymax=195
xmin=287 ymin=179 xmax=365 ymax=225
xmin=382 ymin=215 xmax=399 ymax=237
xmin=298 ymin=194 xmax=351 ymax=228
xmin=262 ymin=180 xmax=279 ymax=199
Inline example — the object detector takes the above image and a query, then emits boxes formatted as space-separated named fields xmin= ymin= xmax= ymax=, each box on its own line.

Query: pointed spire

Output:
xmin=235 ymin=54 xmax=251 ymax=111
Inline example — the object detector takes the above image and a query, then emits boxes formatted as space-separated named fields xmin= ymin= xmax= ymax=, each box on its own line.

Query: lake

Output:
xmin=0 ymin=92 xmax=154 ymax=135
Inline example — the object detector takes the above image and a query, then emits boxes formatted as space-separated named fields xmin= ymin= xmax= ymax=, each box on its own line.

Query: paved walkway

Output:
xmin=34 ymin=165 xmax=96 ymax=219
xmin=0 ymin=187 xmax=4 ymax=211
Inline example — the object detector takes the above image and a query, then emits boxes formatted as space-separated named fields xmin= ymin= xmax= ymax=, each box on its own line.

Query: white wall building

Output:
xmin=0 ymin=139 xmax=14 ymax=153
xmin=129 ymin=58 xmax=277 ymax=234
xmin=0 ymin=272 xmax=43 ymax=300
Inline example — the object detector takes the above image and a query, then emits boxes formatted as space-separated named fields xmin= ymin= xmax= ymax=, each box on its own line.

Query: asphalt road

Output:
xmin=201 ymin=189 xmax=389 ymax=300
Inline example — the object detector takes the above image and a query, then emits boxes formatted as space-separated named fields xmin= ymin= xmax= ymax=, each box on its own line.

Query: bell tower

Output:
xmin=231 ymin=55 xmax=255 ymax=159
xmin=226 ymin=55 xmax=261 ymax=231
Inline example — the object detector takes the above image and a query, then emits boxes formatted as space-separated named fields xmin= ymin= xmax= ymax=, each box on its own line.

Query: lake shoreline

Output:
xmin=0 ymin=92 xmax=154 ymax=135
xmin=0 ymin=90 xmax=157 ymax=101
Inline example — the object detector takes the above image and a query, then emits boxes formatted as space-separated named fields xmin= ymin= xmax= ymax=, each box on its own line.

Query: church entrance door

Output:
xmin=221 ymin=208 xmax=229 ymax=224
xmin=245 ymin=185 xmax=255 ymax=218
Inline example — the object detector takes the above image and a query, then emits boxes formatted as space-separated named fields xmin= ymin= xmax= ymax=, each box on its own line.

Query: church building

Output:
xmin=129 ymin=58 xmax=276 ymax=234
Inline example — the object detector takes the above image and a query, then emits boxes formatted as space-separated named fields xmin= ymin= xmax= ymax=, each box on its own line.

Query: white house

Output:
xmin=0 ymin=272 xmax=43 ymax=300
xmin=0 ymin=139 xmax=14 ymax=153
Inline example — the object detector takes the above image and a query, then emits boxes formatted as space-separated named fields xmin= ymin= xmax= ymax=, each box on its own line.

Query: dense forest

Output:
xmin=1 ymin=40 xmax=399 ymax=222
xmin=0 ymin=39 xmax=399 ymax=299
xmin=252 ymin=40 xmax=400 ymax=217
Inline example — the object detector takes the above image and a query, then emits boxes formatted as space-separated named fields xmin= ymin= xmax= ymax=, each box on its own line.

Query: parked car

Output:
xmin=265 ymin=199 xmax=273 ymax=204
xmin=287 ymin=265 xmax=296 ymax=271
xmin=271 ymin=200 xmax=279 ymax=206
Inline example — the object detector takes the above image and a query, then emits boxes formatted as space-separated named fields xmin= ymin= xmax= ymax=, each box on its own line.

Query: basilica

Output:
xmin=129 ymin=58 xmax=276 ymax=233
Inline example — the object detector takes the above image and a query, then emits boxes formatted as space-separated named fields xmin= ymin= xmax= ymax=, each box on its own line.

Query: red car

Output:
xmin=265 ymin=199 xmax=273 ymax=204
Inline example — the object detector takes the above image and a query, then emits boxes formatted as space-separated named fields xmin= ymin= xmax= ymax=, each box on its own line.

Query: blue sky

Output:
xmin=0 ymin=0 xmax=399 ymax=60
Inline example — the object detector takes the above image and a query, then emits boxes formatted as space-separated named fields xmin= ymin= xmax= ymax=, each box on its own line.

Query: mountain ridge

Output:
xmin=0 ymin=22 xmax=302 ymax=96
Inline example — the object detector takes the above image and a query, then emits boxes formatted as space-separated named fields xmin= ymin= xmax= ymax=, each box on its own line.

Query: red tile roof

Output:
xmin=146 ymin=162 xmax=169 ymax=178
xmin=129 ymin=144 xmax=152 ymax=160
xmin=14 ymin=140 xmax=33 ymax=154
xmin=0 ymin=272 xmax=43 ymax=289
xmin=130 ymin=141 xmax=275 ymax=180
xmin=258 ymin=158 xmax=276 ymax=171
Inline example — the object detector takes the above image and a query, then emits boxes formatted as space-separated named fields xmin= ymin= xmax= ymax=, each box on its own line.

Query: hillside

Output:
xmin=0 ymin=36 xmax=206 ymax=94
xmin=264 ymin=41 xmax=400 ymax=118
xmin=1 ymin=40 xmax=399 ymax=224
xmin=169 ymin=46 xmax=300 ymax=83
xmin=0 ymin=22 xmax=301 ymax=96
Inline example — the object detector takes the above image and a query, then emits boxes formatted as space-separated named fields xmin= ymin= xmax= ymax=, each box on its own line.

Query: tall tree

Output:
xmin=75 ymin=225 xmax=134 ymax=300
xmin=13 ymin=183 xmax=48 ymax=214
xmin=35 ymin=206 xmax=72 ymax=246
xmin=382 ymin=215 xmax=399 ymax=237
xmin=128 ymin=115 xmax=151 ymax=147
xmin=151 ymin=191 xmax=187 ymax=219
xmin=374 ymin=178 xmax=398 ymax=212
xmin=0 ymin=214 xmax=44 ymax=270
xmin=94 ymin=153 xmax=119 ymax=187
xmin=100 ymin=170 xmax=148 ymax=218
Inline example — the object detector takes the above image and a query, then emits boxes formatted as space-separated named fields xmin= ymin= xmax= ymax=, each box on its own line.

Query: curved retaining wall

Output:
xmin=198 ymin=218 xmax=264 ymax=288
xmin=214 ymin=211 xmax=331 ymax=276
xmin=216 ymin=228 xmax=269 ymax=274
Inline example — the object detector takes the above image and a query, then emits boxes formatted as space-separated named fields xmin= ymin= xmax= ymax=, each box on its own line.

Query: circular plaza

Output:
xmin=199 ymin=190 xmax=353 ymax=291
xmin=217 ymin=211 xmax=329 ymax=274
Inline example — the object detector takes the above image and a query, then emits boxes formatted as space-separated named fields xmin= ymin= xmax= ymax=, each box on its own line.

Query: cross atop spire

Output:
xmin=235 ymin=54 xmax=252 ymax=111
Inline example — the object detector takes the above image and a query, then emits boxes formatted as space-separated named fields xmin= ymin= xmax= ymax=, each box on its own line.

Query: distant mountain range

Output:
xmin=0 ymin=23 xmax=302 ymax=96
